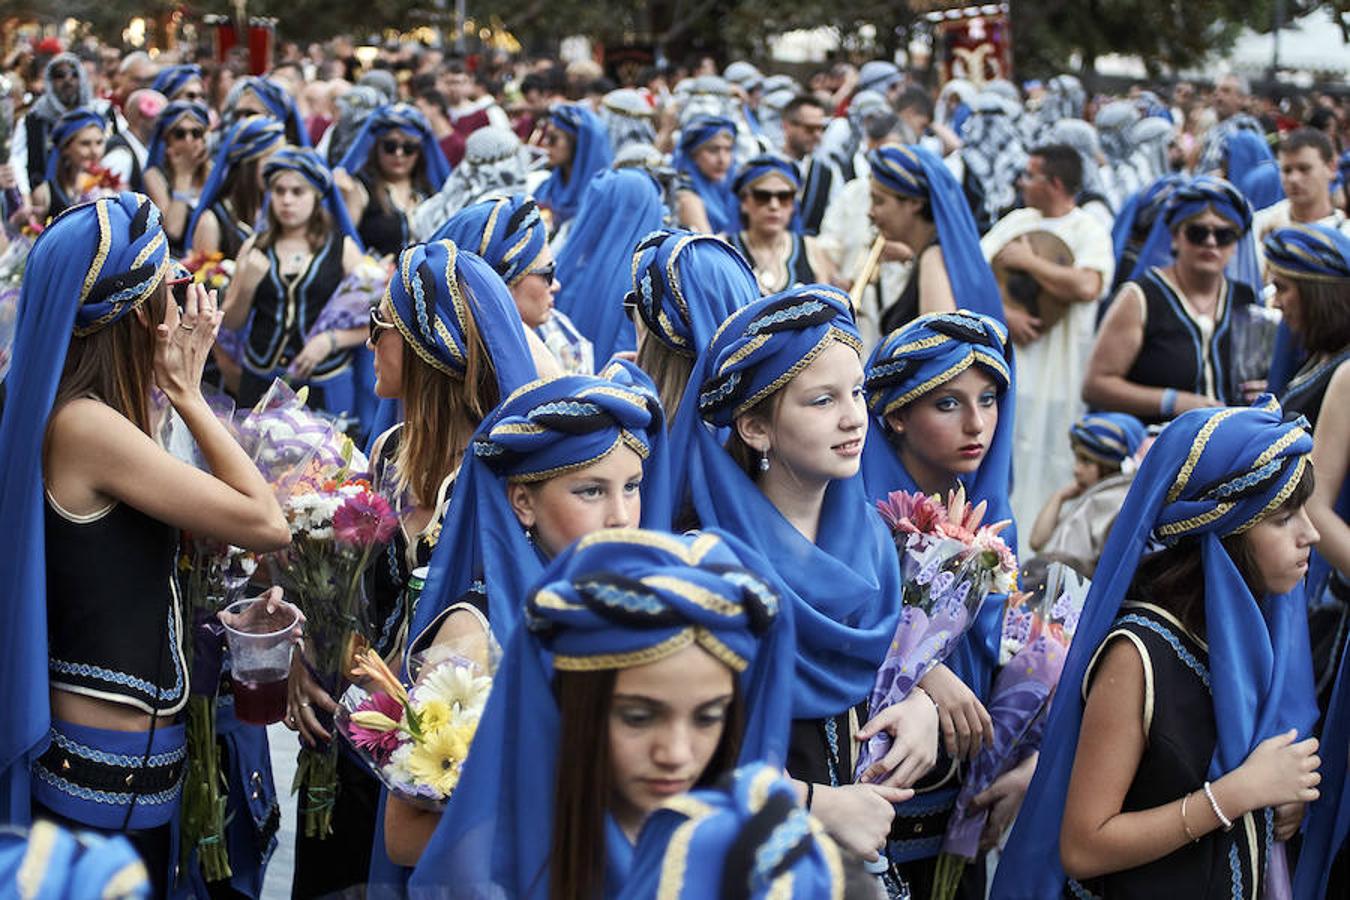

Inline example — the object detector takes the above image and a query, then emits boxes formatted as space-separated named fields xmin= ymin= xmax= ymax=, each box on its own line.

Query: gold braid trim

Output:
xmin=101 ymin=861 xmax=151 ymax=899
xmin=507 ymin=434 xmax=624 ymax=483
xmin=747 ymin=763 xmax=779 ymax=813
xmin=552 ymin=628 xmax=695 ymax=671
xmin=80 ymin=200 xmax=114 ymax=302
xmin=1250 ymin=426 xmax=1307 ymax=471
xmin=882 ymin=356 xmax=974 ymax=417
xmin=656 ymin=807 xmax=713 ymax=900
xmin=694 ymin=630 xmax=749 ymax=672
xmin=642 ymin=575 xmax=743 ymax=617
xmin=1156 ymin=501 xmax=1235 ymax=538
xmin=735 ymin=328 xmax=861 ymax=419
xmin=1230 ymin=455 xmax=1310 ymax=535
xmin=17 ymin=820 xmax=58 ymax=899
xmin=1166 ymin=408 xmax=1241 ymax=503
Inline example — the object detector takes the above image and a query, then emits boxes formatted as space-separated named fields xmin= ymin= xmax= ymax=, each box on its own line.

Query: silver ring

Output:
xmin=178 ymin=324 xmax=195 ymax=332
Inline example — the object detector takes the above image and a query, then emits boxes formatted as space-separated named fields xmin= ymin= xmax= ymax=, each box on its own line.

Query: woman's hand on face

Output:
xmin=856 ymin=688 xmax=940 ymax=787
xmin=811 ymin=783 xmax=911 ymax=861
xmin=920 ymin=664 xmax=994 ymax=760
xmin=285 ymin=652 xmax=339 ymax=747
xmin=154 ymin=282 xmax=221 ymax=403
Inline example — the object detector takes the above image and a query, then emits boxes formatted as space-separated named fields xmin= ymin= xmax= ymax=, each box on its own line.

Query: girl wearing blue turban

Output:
xmin=1085 ymin=175 xmax=1257 ymax=425
xmin=224 ymin=76 xmax=309 ymax=147
xmin=866 ymin=144 xmax=1004 ymax=334
xmin=536 ymin=103 xmax=613 ymax=228
xmin=335 ymin=104 xmax=451 ymax=258
xmin=143 ymin=101 xmax=212 ymax=256
xmin=554 ymin=168 xmax=667 ymax=365
xmin=996 ymin=399 xmax=1321 ymax=899
xmin=627 ymin=228 xmax=761 ymax=417
xmin=220 ymin=147 xmax=365 ymax=414
xmin=726 ymin=154 xmax=837 ymax=293
xmin=674 ymin=115 xmax=740 ymax=235
xmin=668 ymin=285 xmax=934 ymax=874
xmin=0 ymin=193 xmax=290 ymax=894
xmin=291 ymin=238 xmax=537 ymax=898
xmin=151 ymin=64 xmax=205 ymax=104
xmin=186 ymin=116 xmax=286 ymax=257
xmin=408 ymin=527 xmax=795 ymax=899
xmin=31 ymin=108 xmax=106 ymax=221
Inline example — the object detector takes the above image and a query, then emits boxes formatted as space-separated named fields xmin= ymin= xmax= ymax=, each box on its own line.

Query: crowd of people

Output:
xmin=0 ymin=28 xmax=1348 ymax=900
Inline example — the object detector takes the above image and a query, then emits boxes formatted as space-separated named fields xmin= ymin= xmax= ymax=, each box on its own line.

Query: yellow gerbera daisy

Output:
xmin=406 ymin=723 xmax=473 ymax=796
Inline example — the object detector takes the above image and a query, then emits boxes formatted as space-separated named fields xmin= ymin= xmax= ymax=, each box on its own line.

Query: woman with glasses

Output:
xmin=725 ymin=154 xmax=835 ymax=294
xmin=535 ymin=103 xmax=612 ymax=231
xmin=1084 ymin=176 xmax=1255 ymax=424
xmin=335 ymin=104 xmax=451 ymax=259
xmin=143 ymin=101 xmax=212 ymax=256
xmin=150 ymin=64 xmax=207 ymax=105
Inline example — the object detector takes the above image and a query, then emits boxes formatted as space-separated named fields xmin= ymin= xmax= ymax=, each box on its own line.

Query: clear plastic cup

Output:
xmin=221 ymin=597 xmax=300 ymax=725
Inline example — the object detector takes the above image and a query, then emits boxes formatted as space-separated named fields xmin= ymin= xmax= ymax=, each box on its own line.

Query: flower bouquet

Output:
xmin=307 ymin=254 xmax=392 ymax=340
xmin=932 ymin=562 xmax=1090 ymax=900
xmin=855 ymin=487 xmax=1019 ymax=783
xmin=0 ymin=226 xmax=39 ymax=382
xmin=336 ymin=645 xmax=493 ymax=810
xmin=74 ymin=163 xmax=124 ymax=205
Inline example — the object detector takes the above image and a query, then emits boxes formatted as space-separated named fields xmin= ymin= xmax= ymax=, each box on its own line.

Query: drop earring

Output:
xmin=759 ymin=449 xmax=771 ymax=472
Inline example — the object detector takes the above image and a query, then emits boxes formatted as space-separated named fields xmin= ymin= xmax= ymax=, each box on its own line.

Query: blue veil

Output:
xmin=184 ymin=115 xmax=286 ymax=252
xmin=1129 ymin=174 xmax=1260 ymax=292
xmin=430 ymin=193 xmax=549 ymax=287
xmin=994 ymin=398 xmax=1318 ymax=898
xmin=867 ymin=144 xmax=1005 ymax=323
xmin=1111 ymin=174 xmax=1186 ymax=269
xmin=261 ymin=146 xmax=362 ymax=248
xmin=1069 ymin=411 xmax=1147 ymax=467
xmin=407 ymin=527 xmax=795 ymax=899
xmin=336 ymin=103 xmax=451 ymax=196
xmin=145 ymin=101 xmax=210 ymax=171
xmin=554 ymin=168 xmax=667 ymax=365
xmin=535 ymin=104 xmax=613 ymax=226
xmin=0 ymin=193 xmax=172 ymax=823
xmin=1224 ymin=129 xmax=1282 ymax=211
xmin=229 ymin=77 xmax=310 ymax=147
xmin=673 ymin=116 xmax=740 ymax=235
xmin=667 ymin=285 xmax=900 ymax=719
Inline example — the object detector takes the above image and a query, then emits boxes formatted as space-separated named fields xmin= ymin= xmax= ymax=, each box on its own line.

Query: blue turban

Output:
xmin=1130 ymin=174 xmax=1260 ymax=290
xmin=408 ymin=359 xmax=671 ymax=655
xmin=0 ymin=820 xmax=151 ymax=898
xmin=860 ymin=310 xmax=1015 ymax=704
xmin=184 ymin=115 xmax=286 ymax=252
xmin=0 ymin=193 xmax=170 ymax=822
xmin=409 ymin=527 xmax=795 ymax=898
xmin=619 ymin=763 xmax=846 ymax=899
xmin=151 ymin=64 xmax=202 ymax=101
xmin=554 ymin=168 xmax=666 ymax=365
xmin=261 ymin=146 xmax=362 ymax=246
xmin=431 ymin=194 xmax=549 ymax=287
xmin=232 ymin=76 xmax=309 ymax=147
xmin=145 ymin=100 xmax=210 ymax=171
xmin=867 ymin=144 xmax=1005 ymax=322
xmin=43 ymin=108 xmax=107 ymax=203
xmin=730 ymin=153 xmax=801 ymax=195
xmin=996 ymin=398 xmax=1317 ymax=898
xmin=1264 ymin=221 xmax=1350 ymax=282
xmin=1069 ymin=411 xmax=1147 ymax=468
xmin=336 ymin=102 xmax=451 ymax=194
xmin=668 ymin=286 xmax=901 ymax=718
xmin=1111 ymin=173 xmax=1186 ymax=266
xmin=535 ymin=103 xmax=613 ymax=225
xmin=625 ymin=228 xmax=760 ymax=359
xmin=674 ymin=115 xmax=740 ymax=234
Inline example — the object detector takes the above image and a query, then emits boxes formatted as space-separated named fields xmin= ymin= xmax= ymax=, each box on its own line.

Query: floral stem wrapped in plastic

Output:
xmin=855 ymin=487 xmax=1018 ymax=782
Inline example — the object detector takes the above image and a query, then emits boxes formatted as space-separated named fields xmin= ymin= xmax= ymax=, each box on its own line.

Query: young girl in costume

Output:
xmin=142 ymin=101 xmax=212 ymax=257
xmin=535 ymin=103 xmax=612 ymax=230
xmin=673 ymin=115 xmax=740 ymax=235
xmin=28 ymin=108 xmax=106 ymax=222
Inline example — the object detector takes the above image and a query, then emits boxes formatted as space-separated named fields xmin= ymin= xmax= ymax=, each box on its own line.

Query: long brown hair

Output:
xmin=368 ymin=130 xmax=431 ymax=215
xmin=222 ymin=156 xmax=266 ymax=236
xmin=635 ymin=336 xmax=694 ymax=424
xmin=548 ymin=667 xmax=745 ymax=900
xmin=1287 ymin=276 xmax=1350 ymax=355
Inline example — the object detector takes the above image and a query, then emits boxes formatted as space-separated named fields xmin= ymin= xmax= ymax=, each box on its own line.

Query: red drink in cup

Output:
xmin=231 ymin=668 xmax=291 ymax=724
xmin=221 ymin=597 xmax=301 ymax=726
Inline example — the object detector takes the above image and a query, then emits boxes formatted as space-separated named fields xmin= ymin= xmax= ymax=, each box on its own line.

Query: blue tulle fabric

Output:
xmin=674 ymin=116 xmax=740 ymax=234
xmin=1128 ymin=174 xmax=1260 ymax=291
xmin=0 ymin=194 xmax=171 ymax=823
xmin=184 ymin=116 xmax=286 ymax=252
xmin=430 ymin=194 xmax=548 ymax=286
xmin=1069 ymin=411 xmax=1147 ymax=467
xmin=261 ymin=146 xmax=362 ymax=247
xmin=1224 ymin=129 xmax=1282 ymax=210
xmin=668 ymin=285 xmax=901 ymax=718
xmin=554 ymin=168 xmax=666 ymax=364
xmin=336 ymin=103 xmax=451 ymax=194
xmin=1110 ymin=173 xmax=1186 ymax=266
xmin=407 ymin=528 xmax=795 ymax=899
xmin=145 ymin=101 xmax=210 ymax=171
xmin=535 ymin=104 xmax=613 ymax=225
xmin=151 ymin=64 xmax=201 ymax=100
xmin=994 ymin=398 xmax=1318 ymax=898
xmin=867 ymin=144 xmax=1005 ymax=323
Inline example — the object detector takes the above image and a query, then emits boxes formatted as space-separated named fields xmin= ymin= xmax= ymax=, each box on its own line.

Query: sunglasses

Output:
xmin=525 ymin=263 xmax=556 ymax=286
xmin=179 ymin=90 xmax=205 ymax=102
xmin=749 ymin=188 xmax=796 ymax=207
xmin=1182 ymin=223 xmax=1240 ymax=247
xmin=169 ymin=127 xmax=205 ymax=141
xmin=51 ymin=68 xmax=78 ymax=81
xmin=380 ymin=139 xmax=420 ymax=157
xmin=369 ymin=306 xmax=397 ymax=344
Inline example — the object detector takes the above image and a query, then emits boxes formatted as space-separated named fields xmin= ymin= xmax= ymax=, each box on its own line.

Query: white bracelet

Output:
xmin=1203 ymin=781 xmax=1233 ymax=831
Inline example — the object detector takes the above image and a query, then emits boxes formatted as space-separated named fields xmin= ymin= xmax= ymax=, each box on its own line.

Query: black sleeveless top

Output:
xmin=355 ymin=171 xmax=419 ymax=258
xmin=880 ymin=240 xmax=938 ymax=337
xmin=45 ymin=494 xmax=188 ymax=715
xmin=1124 ymin=268 xmax=1250 ymax=425
xmin=728 ymin=231 xmax=816 ymax=294
xmin=243 ymin=231 xmax=348 ymax=376
xmin=205 ymin=199 xmax=251 ymax=261
xmin=1069 ymin=602 xmax=1271 ymax=900
xmin=1281 ymin=348 xmax=1350 ymax=429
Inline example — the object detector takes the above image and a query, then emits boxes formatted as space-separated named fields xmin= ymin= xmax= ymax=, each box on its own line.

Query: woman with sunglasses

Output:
xmin=1084 ymin=176 xmax=1256 ymax=425
xmin=150 ymin=64 xmax=207 ymax=105
xmin=535 ymin=103 xmax=612 ymax=231
xmin=725 ymin=154 xmax=836 ymax=294
xmin=143 ymin=101 xmax=212 ymax=256
xmin=28 ymin=108 xmax=106 ymax=223
xmin=335 ymin=104 xmax=451 ymax=259
xmin=673 ymin=115 xmax=740 ymax=235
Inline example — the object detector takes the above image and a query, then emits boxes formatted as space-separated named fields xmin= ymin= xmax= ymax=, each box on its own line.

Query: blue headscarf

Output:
xmin=145 ymin=100 xmax=210 ymax=172
xmin=554 ymin=168 xmax=667 ymax=365
xmin=408 ymin=527 xmax=795 ymax=898
xmin=674 ymin=115 xmax=740 ymax=234
xmin=408 ymin=360 xmax=671 ymax=656
xmin=669 ymin=285 xmax=900 ymax=718
xmin=261 ymin=145 xmax=362 ymax=247
xmin=431 ymin=194 xmax=549 ymax=287
xmin=618 ymin=763 xmax=846 ymax=900
xmin=43 ymin=108 xmax=107 ymax=207
xmin=731 ymin=153 xmax=803 ymax=233
xmin=1110 ymin=173 xmax=1186 ymax=268
xmin=625 ymin=228 xmax=760 ymax=360
xmin=0 ymin=193 xmax=171 ymax=823
xmin=1129 ymin=174 xmax=1260 ymax=290
xmin=151 ymin=64 xmax=202 ymax=101
xmin=860 ymin=310 xmax=1015 ymax=702
xmin=995 ymin=398 xmax=1318 ymax=898
xmin=229 ymin=76 xmax=309 ymax=147
xmin=1300 ymin=644 xmax=1350 ymax=899
xmin=184 ymin=115 xmax=286 ymax=252
xmin=1069 ymin=411 xmax=1147 ymax=468
xmin=535 ymin=104 xmax=613 ymax=225
xmin=336 ymin=102 xmax=451 ymax=195
xmin=1224 ymin=129 xmax=1281 ymax=211
xmin=867 ymin=144 xmax=1005 ymax=323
